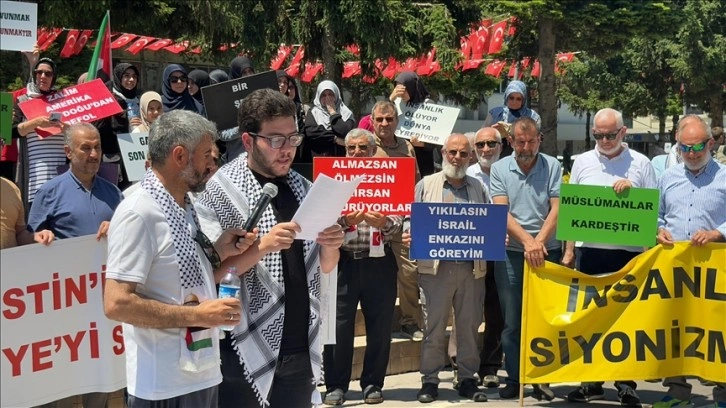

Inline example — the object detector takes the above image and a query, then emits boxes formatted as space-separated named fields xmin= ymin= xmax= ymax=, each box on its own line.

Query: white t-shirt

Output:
xmin=106 ymin=188 xmax=221 ymax=400
xmin=569 ymin=144 xmax=657 ymax=252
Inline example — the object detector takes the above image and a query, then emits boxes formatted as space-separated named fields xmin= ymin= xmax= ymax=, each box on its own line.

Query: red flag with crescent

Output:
xmin=125 ymin=36 xmax=156 ymax=55
xmin=145 ymin=39 xmax=173 ymax=51
xmin=111 ymin=33 xmax=137 ymax=49
xmin=60 ymin=29 xmax=79 ymax=58
xmin=270 ymin=45 xmax=292 ymax=70
xmin=72 ymin=30 xmax=93 ymax=56
xmin=487 ymin=20 xmax=507 ymax=54
xmin=38 ymin=28 xmax=63 ymax=51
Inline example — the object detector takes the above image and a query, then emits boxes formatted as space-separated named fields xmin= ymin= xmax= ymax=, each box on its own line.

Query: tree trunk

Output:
xmin=671 ymin=114 xmax=679 ymax=143
xmin=658 ymin=113 xmax=666 ymax=138
xmin=537 ymin=16 xmax=558 ymax=156
xmin=709 ymin=93 xmax=724 ymax=128
xmin=321 ymin=26 xmax=340 ymax=83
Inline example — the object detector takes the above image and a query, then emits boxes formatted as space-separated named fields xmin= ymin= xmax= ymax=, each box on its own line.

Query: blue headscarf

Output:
xmin=492 ymin=80 xmax=541 ymax=127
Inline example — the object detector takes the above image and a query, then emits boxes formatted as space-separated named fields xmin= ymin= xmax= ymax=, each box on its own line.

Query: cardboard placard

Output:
xmin=1 ymin=92 xmax=13 ymax=145
xmin=200 ymin=70 xmax=279 ymax=130
xmin=116 ymin=132 xmax=148 ymax=182
xmin=0 ymin=1 xmax=37 ymax=51
xmin=395 ymin=101 xmax=460 ymax=145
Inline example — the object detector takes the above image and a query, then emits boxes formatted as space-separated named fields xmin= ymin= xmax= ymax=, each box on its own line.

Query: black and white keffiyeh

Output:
xmin=195 ymin=153 xmax=323 ymax=407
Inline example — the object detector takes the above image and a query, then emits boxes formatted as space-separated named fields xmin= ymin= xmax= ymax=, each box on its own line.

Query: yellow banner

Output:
xmin=521 ymin=242 xmax=726 ymax=383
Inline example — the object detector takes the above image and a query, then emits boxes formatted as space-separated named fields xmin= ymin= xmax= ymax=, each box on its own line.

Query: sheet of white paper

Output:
xmin=292 ymin=173 xmax=363 ymax=240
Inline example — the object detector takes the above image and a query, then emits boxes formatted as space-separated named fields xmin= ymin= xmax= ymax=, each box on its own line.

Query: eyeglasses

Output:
xmin=678 ymin=141 xmax=708 ymax=153
xmin=593 ymin=132 xmax=619 ymax=140
xmin=249 ymin=132 xmax=304 ymax=149
xmin=475 ymin=141 xmax=501 ymax=149
xmin=346 ymin=144 xmax=369 ymax=151
xmin=169 ymin=75 xmax=188 ymax=83
xmin=193 ymin=229 xmax=221 ymax=270
xmin=374 ymin=116 xmax=396 ymax=123
xmin=34 ymin=70 xmax=53 ymax=77
xmin=445 ymin=149 xmax=469 ymax=159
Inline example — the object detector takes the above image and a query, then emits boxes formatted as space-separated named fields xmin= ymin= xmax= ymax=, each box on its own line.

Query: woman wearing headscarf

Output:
xmin=218 ymin=56 xmax=258 ymax=162
xmin=161 ymin=64 xmax=203 ymax=114
xmin=276 ymin=71 xmax=310 ymax=163
xmin=390 ymin=71 xmax=439 ymax=176
xmin=209 ymin=69 xmax=229 ymax=84
xmin=482 ymin=80 xmax=540 ymax=157
xmin=11 ymin=57 xmax=66 ymax=210
xmin=229 ymin=55 xmax=255 ymax=79
xmin=188 ymin=69 xmax=210 ymax=106
xmin=109 ymin=63 xmax=142 ymax=132
xmin=304 ymin=80 xmax=355 ymax=157
xmin=132 ymin=91 xmax=162 ymax=134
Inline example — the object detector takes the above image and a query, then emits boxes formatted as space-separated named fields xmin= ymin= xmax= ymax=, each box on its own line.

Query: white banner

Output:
xmin=117 ymin=132 xmax=149 ymax=182
xmin=395 ymin=101 xmax=460 ymax=146
xmin=0 ymin=236 xmax=125 ymax=407
xmin=0 ymin=1 xmax=37 ymax=52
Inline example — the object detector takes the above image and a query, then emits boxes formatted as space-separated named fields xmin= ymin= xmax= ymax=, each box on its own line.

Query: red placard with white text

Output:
xmin=313 ymin=157 xmax=416 ymax=215
xmin=18 ymin=79 xmax=123 ymax=135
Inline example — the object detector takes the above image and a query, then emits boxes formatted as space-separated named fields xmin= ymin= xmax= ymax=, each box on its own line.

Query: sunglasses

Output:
xmin=445 ymin=149 xmax=469 ymax=159
xmin=346 ymin=144 xmax=369 ymax=151
xmin=193 ymin=229 xmax=221 ymax=270
xmin=34 ymin=70 xmax=53 ymax=77
xmin=374 ymin=116 xmax=396 ymax=123
xmin=593 ymin=132 xmax=619 ymax=141
xmin=678 ymin=141 xmax=708 ymax=153
xmin=249 ymin=132 xmax=304 ymax=149
xmin=475 ymin=141 xmax=501 ymax=149
xmin=169 ymin=75 xmax=188 ymax=83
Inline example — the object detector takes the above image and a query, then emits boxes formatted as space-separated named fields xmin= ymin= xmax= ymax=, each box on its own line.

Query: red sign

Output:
xmin=313 ymin=157 xmax=416 ymax=216
xmin=18 ymin=79 xmax=123 ymax=136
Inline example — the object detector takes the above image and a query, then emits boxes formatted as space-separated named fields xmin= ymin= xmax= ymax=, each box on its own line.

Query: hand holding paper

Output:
xmin=292 ymin=174 xmax=363 ymax=240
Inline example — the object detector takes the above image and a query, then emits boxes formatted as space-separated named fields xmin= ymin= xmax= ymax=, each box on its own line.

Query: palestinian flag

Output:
xmin=87 ymin=11 xmax=112 ymax=81
xmin=185 ymin=327 xmax=213 ymax=351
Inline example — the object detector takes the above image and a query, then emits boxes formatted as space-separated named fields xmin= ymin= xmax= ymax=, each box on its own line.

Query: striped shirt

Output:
xmin=657 ymin=160 xmax=726 ymax=241
xmin=26 ymin=132 xmax=66 ymax=203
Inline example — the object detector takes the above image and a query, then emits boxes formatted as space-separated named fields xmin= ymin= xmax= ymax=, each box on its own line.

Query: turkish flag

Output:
xmin=342 ymin=61 xmax=361 ymax=78
xmin=164 ymin=41 xmax=189 ymax=54
xmin=382 ymin=57 xmax=399 ymax=79
xmin=484 ymin=60 xmax=507 ymax=77
xmin=270 ymin=45 xmax=292 ymax=70
xmin=145 ymin=39 xmax=173 ymax=51
xmin=37 ymin=28 xmax=49 ymax=48
xmin=285 ymin=63 xmax=300 ymax=77
xmin=417 ymin=49 xmax=437 ymax=76
xmin=531 ymin=60 xmax=541 ymax=77
xmin=462 ymin=59 xmax=485 ymax=72
xmin=125 ymin=36 xmax=156 ymax=55
xmin=71 ymin=30 xmax=93 ymax=56
xmin=508 ymin=17 xmax=518 ymax=37
xmin=401 ymin=57 xmax=418 ymax=72
xmin=471 ymin=29 xmax=490 ymax=59
xmin=555 ymin=53 xmax=575 ymax=74
xmin=38 ymin=28 xmax=63 ymax=51
xmin=300 ymin=62 xmax=324 ymax=83
xmin=487 ymin=20 xmax=507 ymax=55
xmin=60 ymin=29 xmax=79 ymax=58
xmin=111 ymin=33 xmax=137 ymax=49
xmin=290 ymin=46 xmax=305 ymax=65
xmin=189 ymin=46 xmax=202 ymax=55
xmin=345 ymin=44 xmax=360 ymax=56
xmin=460 ymin=36 xmax=472 ymax=61
xmin=218 ymin=43 xmax=238 ymax=52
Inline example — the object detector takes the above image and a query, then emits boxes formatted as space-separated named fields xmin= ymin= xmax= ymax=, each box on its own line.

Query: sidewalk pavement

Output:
xmin=317 ymin=369 xmax=718 ymax=407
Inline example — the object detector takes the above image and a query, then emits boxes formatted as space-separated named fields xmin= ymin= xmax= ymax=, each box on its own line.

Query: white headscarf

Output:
xmin=311 ymin=80 xmax=353 ymax=129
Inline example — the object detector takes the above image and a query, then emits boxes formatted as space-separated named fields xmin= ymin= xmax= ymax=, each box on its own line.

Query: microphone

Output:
xmin=242 ymin=183 xmax=279 ymax=231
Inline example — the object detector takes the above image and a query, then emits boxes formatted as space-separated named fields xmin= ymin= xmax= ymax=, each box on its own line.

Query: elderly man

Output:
xmin=104 ymin=111 xmax=255 ymax=407
xmin=466 ymin=127 xmax=503 ymax=191
xmin=414 ymin=133 xmax=488 ymax=404
xmin=28 ymin=123 xmax=123 ymax=241
xmin=195 ymin=89 xmax=344 ymax=408
xmin=563 ymin=108 xmax=656 ymax=406
xmin=489 ymin=116 xmax=562 ymax=400
xmin=653 ymin=115 xmax=726 ymax=408
xmin=323 ymin=129 xmax=402 ymax=406
xmin=370 ymin=100 xmax=425 ymax=342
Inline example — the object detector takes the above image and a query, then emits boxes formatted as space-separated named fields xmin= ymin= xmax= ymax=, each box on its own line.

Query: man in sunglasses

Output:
xmin=653 ymin=115 xmax=726 ymax=408
xmin=370 ymin=100 xmax=425 ymax=343
xmin=323 ymin=129 xmax=402 ymax=406
xmin=489 ymin=116 xmax=561 ymax=401
xmin=195 ymin=89 xmax=345 ymax=407
xmin=104 ymin=111 xmax=255 ymax=407
xmin=563 ymin=108 xmax=656 ymax=407
xmin=414 ymin=133 xmax=489 ymax=403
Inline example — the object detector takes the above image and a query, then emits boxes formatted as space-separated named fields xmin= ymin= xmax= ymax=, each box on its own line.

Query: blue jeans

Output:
xmin=494 ymin=248 xmax=561 ymax=385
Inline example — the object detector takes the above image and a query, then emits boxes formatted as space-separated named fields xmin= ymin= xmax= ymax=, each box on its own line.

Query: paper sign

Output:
xmin=116 ymin=132 xmax=149 ymax=181
xmin=292 ymin=173 xmax=363 ymax=240
xmin=1 ymin=92 xmax=12 ymax=145
xmin=201 ymin=70 xmax=279 ymax=130
xmin=18 ymin=79 xmax=123 ymax=135
xmin=409 ymin=202 xmax=508 ymax=260
xmin=557 ymin=184 xmax=659 ymax=247
xmin=395 ymin=101 xmax=460 ymax=145
xmin=312 ymin=157 xmax=416 ymax=216
xmin=0 ymin=1 xmax=37 ymax=51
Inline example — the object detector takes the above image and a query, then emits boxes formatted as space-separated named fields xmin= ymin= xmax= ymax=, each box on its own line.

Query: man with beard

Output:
xmin=489 ymin=116 xmax=562 ymax=401
xmin=195 ymin=89 xmax=345 ymax=408
xmin=414 ymin=134 xmax=489 ymax=403
xmin=466 ymin=127 xmax=503 ymax=191
xmin=653 ymin=115 xmax=725 ymax=408
xmin=562 ymin=108 xmax=656 ymax=407
xmin=104 ymin=110 xmax=255 ymax=407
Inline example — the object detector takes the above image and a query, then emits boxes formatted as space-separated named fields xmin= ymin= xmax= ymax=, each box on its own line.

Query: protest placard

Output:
xmin=409 ymin=202 xmax=508 ymax=260
xmin=1 ymin=92 xmax=12 ymax=145
xmin=313 ymin=157 xmax=416 ymax=216
xmin=522 ymin=243 xmax=726 ymax=383
xmin=117 ymin=132 xmax=148 ymax=181
xmin=557 ymin=183 xmax=659 ymax=247
xmin=0 ymin=1 xmax=37 ymax=51
xmin=201 ymin=70 xmax=278 ymax=130
xmin=18 ymin=79 xmax=123 ymax=136
xmin=395 ymin=101 xmax=460 ymax=145
xmin=0 ymin=236 xmax=126 ymax=407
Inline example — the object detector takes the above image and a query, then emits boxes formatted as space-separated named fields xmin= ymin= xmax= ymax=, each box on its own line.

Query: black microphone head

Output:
xmin=261 ymin=183 xmax=279 ymax=198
